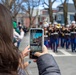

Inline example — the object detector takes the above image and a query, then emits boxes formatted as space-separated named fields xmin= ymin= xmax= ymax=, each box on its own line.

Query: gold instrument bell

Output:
xmin=56 ymin=24 xmax=61 ymax=28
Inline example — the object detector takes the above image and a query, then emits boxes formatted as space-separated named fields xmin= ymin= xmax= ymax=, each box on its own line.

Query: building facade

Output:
xmin=39 ymin=3 xmax=75 ymax=24
xmin=16 ymin=9 xmax=41 ymax=28
xmin=56 ymin=3 xmax=75 ymax=24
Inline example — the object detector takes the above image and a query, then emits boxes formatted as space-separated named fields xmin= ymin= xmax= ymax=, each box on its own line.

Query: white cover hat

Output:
xmin=54 ymin=22 xmax=58 ymax=25
xmin=71 ymin=21 xmax=75 ymax=24
xmin=66 ymin=25 xmax=70 ymax=27
xmin=43 ymin=22 xmax=49 ymax=27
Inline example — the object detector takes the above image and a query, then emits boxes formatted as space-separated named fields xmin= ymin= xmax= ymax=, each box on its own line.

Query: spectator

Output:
xmin=13 ymin=21 xmax=20 ymax=34
xmin=0 ymin=3 xmax=19 ymax=75
xmin=13 ymin=22 xmax=24 ymax=48
xmin=18 ymin=22 xmax=23 ymax=31
xmin=13 ymin=28 xmax=24 ymax=48
xmin=0 ymin=3 xmax=28 ymax=75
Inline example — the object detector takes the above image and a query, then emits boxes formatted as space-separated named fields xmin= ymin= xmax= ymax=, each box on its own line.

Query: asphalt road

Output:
xmin=19 ymin=32 xmax=76 ymax=75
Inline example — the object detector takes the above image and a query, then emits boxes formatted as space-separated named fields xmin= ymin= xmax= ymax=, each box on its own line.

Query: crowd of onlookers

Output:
xmin=13 ymin=21 xmax=29 ymax=48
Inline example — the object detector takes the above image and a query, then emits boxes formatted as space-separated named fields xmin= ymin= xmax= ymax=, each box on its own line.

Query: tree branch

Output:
xmin=32 ymin=8 xmax=39 ymax=24
xmin=1 ymin=0 xmax=5 ymax=4
xmin=52 ymin=0 xmax=57 ymax=4
xmin=9 ymin=0 xmax=15 ymax=9
xmin=73 ymin=0 xmax=76 ymax=10
xmin=44 ymin=1 xmax=49 ymax=7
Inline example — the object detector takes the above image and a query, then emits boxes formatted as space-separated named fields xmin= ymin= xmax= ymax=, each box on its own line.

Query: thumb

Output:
xmin=34 ymin=52 xmax=42 ymax=57
xmin=42 ymin=45 xmax=48 ymax=53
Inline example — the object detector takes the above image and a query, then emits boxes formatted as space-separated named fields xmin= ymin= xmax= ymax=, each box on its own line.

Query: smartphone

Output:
xmin=30 ymin=28 xmax=44 ymax=59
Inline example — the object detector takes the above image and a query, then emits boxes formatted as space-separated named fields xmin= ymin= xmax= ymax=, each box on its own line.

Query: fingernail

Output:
xmin=28 ymin=48 xmax=30 ymax=50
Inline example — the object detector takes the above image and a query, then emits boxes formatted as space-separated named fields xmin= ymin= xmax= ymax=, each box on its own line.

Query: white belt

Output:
xmin=51 ymin=33 xmax=54 ymax=35
xmin=44 ymin=35 xmax=48 ymax=37
xmin=65 ymin=33 xmax=70 ymax=35
xmin=71 ymin=32 xmax=76 ymax=34
xmin=53 ymin=33 xmax=58 ymax=35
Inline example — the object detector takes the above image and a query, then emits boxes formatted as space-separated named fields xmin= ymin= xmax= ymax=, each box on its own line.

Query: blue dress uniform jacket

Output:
xmin=37 ymin=54 xmax=61 ymax=75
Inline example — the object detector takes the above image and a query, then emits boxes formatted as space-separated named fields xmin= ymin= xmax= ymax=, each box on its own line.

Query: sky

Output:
xmin=39 ymin=0 xmax=73 ymax=9
xmin=52 ymin=0 xmax=73 ymax=8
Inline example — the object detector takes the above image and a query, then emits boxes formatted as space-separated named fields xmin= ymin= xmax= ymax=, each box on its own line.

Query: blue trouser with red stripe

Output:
xmin=61 ymin=37 xmax=65 ymax=48
xmin=50 ymin=36 xmax=54 ymax=49
xmin=65 ymin=36 xmax=70 ymax=49
xmin=53 ymin=38 xmax=59 ymax=52
xmin=71 ymin=38 xmax=76 ymax=52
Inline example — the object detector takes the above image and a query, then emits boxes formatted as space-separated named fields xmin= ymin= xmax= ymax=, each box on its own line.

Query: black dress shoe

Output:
xmin=56 ymin=51 xmax=58 ymax=53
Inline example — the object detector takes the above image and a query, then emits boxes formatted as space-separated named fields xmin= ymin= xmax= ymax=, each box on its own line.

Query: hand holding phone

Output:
xmin=30 ymin=28 xmax=44 ymax=59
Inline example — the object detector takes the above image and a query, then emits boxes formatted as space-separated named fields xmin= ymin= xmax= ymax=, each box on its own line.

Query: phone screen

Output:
xmin=30 ymin=29 xmax=43 ymax=59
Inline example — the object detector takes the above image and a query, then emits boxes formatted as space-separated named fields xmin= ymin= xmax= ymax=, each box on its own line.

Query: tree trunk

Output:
xmin=63 ymin=2 xmax=68 ymax=26
xmin=73 ymin=0 xmax=76 ymax=10
xmin=29 ymin=16 xmax=32 ymax=28
xmin=73 ymin=0 xmax=76 ymax=21
xmin=49 ymin=0 xmax=53 ymax=23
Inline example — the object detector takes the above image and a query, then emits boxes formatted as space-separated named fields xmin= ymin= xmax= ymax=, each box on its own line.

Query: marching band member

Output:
xmin=70 ymin=21 xmax=76 ymax=52
xmin=43 ymin=19 xmax=49 ymax=47
xmin=48 ymin=24 xmax=54 ymax=49
xmin=75 ymin=25 xmax=76 ymax=51
xmin=60 ymin=24 xmax=65 ymax=48
xmin=64 ymin=25 xmax=70 ymax=49
xmin=52 ymin=22 xmax=59 ymax=52
xmin=43 ymin=19 xmax=49 ymax=28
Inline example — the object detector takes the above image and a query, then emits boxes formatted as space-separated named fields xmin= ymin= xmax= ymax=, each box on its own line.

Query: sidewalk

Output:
xmin=19 ymin=32 xmax=30 ymax=50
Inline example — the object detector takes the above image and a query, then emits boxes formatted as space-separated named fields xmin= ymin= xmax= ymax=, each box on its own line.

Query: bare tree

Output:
xmin=0 ymin=0 xmax=45 ymax=26
xmin=73 ymin=0 xmax=76 ymax=10
xmin=0 ymin=0 xmax=14 ymax=9
xmin=73 ymin=0 xmax=76 ymax=21
xmin=63 ymin=0 xmax=68 ymax=26
xmin=60 ymin=0 xmax=69 ymax=26
xmin=23 ymin=0 xmax=44 ymax=27
xmin=43 ymin=0 xmax=57 ymax=23
xmin=11 ymin=0 xmax=24 ymax=20
xmin=0 ymin=0 xmax=24 ymax=20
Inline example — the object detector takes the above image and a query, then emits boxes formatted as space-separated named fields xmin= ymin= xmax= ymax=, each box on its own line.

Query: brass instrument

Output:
xmin=61 ymin=27 xmax=66 ymax=36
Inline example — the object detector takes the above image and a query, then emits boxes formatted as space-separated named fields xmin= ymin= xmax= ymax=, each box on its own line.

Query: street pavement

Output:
xmin=19 ymin=32 xmax=76 ymax=75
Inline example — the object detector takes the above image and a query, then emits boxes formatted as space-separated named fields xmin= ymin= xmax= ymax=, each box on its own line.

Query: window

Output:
xmin=57 ymin=14 xmax=61 ymax=21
